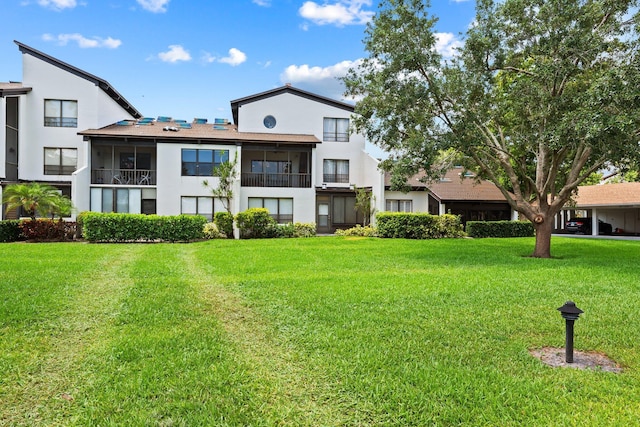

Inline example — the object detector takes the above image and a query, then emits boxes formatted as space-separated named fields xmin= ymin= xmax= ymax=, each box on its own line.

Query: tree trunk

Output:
xmin=532 ymin=218 xmax=554 ymax=258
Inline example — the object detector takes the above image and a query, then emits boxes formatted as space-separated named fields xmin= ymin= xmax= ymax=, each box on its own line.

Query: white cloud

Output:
xmin=434 ymin=32 xmax=463 ymax=58
xmin=299 ymin=0 xmax=374 ymax=26
xmin=42 ymin=33 xmax=122 ymax=49
xmin=252 ymin=0 xmax=271 ymax=6
xmin=201 ymin=52 xmax=216 ymax=64
xmin=37 ymin=0 xmax=77 ymax=10
xmin=280 ymin=59 xmax=361 ymax=100
xmin=136 ymin=0 xmax=169 ymax=13
xmin=219 ymin=48 xmax=247 ymax=66
xmin=158 ymin=45 xmax=192 ymax=63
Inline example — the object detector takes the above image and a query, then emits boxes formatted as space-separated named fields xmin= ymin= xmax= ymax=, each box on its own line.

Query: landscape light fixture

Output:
xmin=557 ymin=301 xmax=584 ymax=363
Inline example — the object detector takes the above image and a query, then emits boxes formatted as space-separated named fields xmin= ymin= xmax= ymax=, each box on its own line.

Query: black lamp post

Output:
xmin=557 ymin=301 xmax=584 ymax=363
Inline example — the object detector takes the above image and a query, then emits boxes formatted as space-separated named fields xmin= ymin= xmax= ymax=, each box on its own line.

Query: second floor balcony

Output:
xmin=91 ymin=144 xmax=156 ymax=186
xmin=241 ymin=172 xmax=311 ymax=188
xmin=241 ymin=147 xmax=312 ymax=189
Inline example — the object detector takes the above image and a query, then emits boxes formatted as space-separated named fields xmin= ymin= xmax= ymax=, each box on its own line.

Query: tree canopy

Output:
xmin=344 ymin=0 xmax=640 ymax=257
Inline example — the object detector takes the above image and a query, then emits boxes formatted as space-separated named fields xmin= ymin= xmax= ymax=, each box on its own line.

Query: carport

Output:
xmin=556 ymin=182 xmax=640 ymax=236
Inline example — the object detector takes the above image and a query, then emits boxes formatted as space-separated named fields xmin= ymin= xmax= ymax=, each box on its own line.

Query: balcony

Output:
xmin=92 ymin=168 xmax=156 ymax=185
xmin=241 ymin=172 xmax=310 ymax=188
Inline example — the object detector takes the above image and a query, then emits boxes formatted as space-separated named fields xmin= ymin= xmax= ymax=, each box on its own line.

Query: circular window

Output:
xmin=263 ymin=115 xmax=277 ymax=129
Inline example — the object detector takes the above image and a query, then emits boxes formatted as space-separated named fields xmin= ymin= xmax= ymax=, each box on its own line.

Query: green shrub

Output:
xmin=376 ymin=213 xmax=465 ymax=239
xmin=214 ymin=211 xmax=234 ymax=237
xmin=235 ymin=208 xmax=277 ymax=239
xmin=19 ymin=219 xmax=75 ymax=241
xmin=335 ymin=225 xmax=378 ymax=237
xmin=275 ymin=223 xmax=295 ymax=238
xmin=466 ymin=220 xmax=534 ymax=238
xmin=203 ymin=222 xmax=226 ymax=239
xmin=82 ymin=213 xmax=206 ymax=242
xmin=293 ymin=222 xmax=316 ymax=238
xmin=0 ymin=220 xmax=23 ymax=242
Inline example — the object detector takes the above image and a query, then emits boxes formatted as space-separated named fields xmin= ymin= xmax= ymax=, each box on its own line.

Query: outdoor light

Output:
xmin=557 ymin=301 xmax=584 ymax=363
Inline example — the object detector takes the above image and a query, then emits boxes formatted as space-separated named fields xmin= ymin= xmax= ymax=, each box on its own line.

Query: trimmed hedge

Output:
xmin=466 ymin=220 xmax=534 ymax=238
xmin=214 ymin=211 xmax=234 ymax=238
xmin=376 ymin=213 xmax=465 ymax=239
xmin=82 ymin=212 xmax=207 ymax=242
xmin=0 ymin=220 xmax=23 ymax=242
xmin=235 ymin=208 xmax=277 ymax=239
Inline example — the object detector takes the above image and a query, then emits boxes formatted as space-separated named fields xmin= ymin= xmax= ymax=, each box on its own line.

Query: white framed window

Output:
xmin=386 ymin=199 xmax=413 ymax=212
xmin=44 ymin=148 xmax=77 ymax=175
xmin=181 ymin=196 xmax=214 ymax=221
xmin=44 ymin=99 xmax=78 ymax=127
xmin=248 ymin=197 xmax=293 ymax=223
xmin=323 ymin=118 xmax=349 ymax=142
xmin=323 ymin=159 xmax=349 ymax=183
xmin=181 ymin=149 xmax=229 ymax=176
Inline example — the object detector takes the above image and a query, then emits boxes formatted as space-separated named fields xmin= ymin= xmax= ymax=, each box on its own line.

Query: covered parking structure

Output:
xmin=556 ymin=182 xmax=640 ymax=236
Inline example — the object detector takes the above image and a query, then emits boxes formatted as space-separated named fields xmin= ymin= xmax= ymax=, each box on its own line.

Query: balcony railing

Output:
xmin=241 ymin=172 xmax=311 ymax=188
xmin=92 ymin=169 xmax=156 ymax=185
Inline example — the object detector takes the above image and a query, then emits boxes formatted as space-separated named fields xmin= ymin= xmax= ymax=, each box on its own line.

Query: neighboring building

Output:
xmin=556 ymin=182 xmax=640 ymax=235
xmin=384 ymin=167 xmax=516 ymax=224
xmin=0 ymin=41 xmax=140 ymax=218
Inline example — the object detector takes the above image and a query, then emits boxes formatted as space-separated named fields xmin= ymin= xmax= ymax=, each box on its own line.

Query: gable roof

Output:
xmin=230 ymin=85 xmax=355 ymax=126
xmin=79 ymin=118 xmax=320 ymax=145
xmin=386 ymin=168 xmax=509 ymax=203
xmin=14 ymin=40 xmax=141 ymax=119
xmin=572 ymin=182 xmax=640 ymax=207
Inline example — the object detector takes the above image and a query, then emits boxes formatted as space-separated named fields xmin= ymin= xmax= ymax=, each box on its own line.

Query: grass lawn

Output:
xmin=1 ymin=236 xmax=639 ymax=426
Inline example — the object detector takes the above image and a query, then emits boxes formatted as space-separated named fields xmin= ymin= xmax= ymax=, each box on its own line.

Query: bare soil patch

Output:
xmin=530 ymin=347 xmax=623 ymax=373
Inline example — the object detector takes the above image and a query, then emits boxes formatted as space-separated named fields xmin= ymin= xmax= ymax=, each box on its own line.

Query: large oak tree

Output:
xmin=344 ymin=0 xmax=640 ymax=257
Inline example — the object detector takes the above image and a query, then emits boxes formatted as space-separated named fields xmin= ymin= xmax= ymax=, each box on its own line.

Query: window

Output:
xmin=248 ymin=198 xmax=293 ymax=224
xmin=323 ymin=159 xmax=349 ymax=183
xmin=332 ymin=195 xmax=362 ymax=225
xmin=386 ymin=200 xmax=413 ymax=212
xmin=182 ymin=149 xmax=229 ymax=176
xmin=45 ymin=100 xmax=77 ymax=127
xmin=323 ymin=118 xmax=349 ymax=142
xmin=181 ymin=197 xmax=214 ymax=221
xmin=44 ymin=148 xmax=77 ymax=175
xmin=91 ymin=188 xmax=154 ymax=214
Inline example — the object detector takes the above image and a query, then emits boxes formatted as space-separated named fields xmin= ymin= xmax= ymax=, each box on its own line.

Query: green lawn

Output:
xmin=1 ymin=237 xmax=639 ymax=426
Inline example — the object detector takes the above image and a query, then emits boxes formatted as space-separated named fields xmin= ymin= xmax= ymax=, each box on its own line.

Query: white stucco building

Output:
xmin=1 ymin=41 xmax=141 ymax=214
xmin=1 ymin=41 xmax=385 ymax=232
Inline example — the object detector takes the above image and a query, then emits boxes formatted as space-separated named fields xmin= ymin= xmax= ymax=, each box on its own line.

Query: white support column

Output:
xmin=591 ymin=208 xmax=598 ymax=235
xmin=425 ymin=192 xmax=430 ymax=214
xmin=439 ymin=202 xmax=446 ymax=216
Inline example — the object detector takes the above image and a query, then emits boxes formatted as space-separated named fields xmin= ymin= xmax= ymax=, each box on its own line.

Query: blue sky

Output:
xmin=1 ymin=0 xmax=476 ymax=123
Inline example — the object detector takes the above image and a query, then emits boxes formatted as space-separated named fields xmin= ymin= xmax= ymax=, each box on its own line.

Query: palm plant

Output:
xmin=2 ymin=182 xmax=72 ymax=220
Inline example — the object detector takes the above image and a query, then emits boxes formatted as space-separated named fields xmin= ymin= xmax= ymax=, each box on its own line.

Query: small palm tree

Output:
xmin=2 ymin=182 xmax=72 ymax=220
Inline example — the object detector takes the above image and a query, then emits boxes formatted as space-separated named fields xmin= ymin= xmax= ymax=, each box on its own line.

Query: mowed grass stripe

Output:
xmin=68 ymin=244 xmax=263 ymax=426
xmin=0 ymin=243 xmax=141 ymax=426
xmin=185 ymin=243 xmax=354 ymax=426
